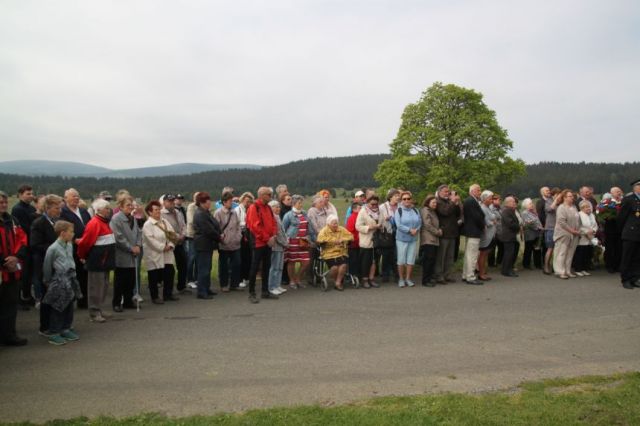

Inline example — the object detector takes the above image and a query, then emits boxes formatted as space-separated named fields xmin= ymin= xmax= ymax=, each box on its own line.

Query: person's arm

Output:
xmin=111 ymin=218 xmax=134 ymax=253
xmin=76 ymin=219 xmax=99 ymax=260
xmin=341 ymin=227 xmax=354 ymax=242
xmin=142 ymin=222 xmax=166 ymax=253
xmin=316 ymin=227 xmax=330 ymax=244
xmin=42 ymin=244 xmax=56 ymax=284
xmin=394 ymin=210 xmax=410 ymax=233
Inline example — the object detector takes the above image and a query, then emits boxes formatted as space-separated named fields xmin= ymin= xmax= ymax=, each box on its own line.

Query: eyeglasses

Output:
xmin=402 ymin=197 xmax=412 ymax=201
xmin=370 ymin=203 xmax=379 ymax=206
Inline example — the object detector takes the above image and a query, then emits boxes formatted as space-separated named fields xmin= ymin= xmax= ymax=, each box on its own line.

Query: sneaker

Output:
xmin=187 ymin=281 xmax=198 ymax=289
xmin=270 ymin=289 xmax=282 ymax=296
xmin=39 ymin=330 xmax=54 ymax=338
xmin=262 ymin=292 xmax=279 ymax=300
xmin=406 ymin=280 xmax=415 ymax=287
xmin=398 ymin=279 xmax=406 ymax=288
xmin=369 ymin=281 xmax=379 ymax=288
xmin=575 ymin=271 xmax=585 ymax=277
xmin=48 ymin=335 xmax=67 ymax=346
xmin=90 ymin=313 xmax=106 ymax=323
xmin=289 ymin=283 xmax=298 ymax=290
xmin=239 ymin=280 xmax=248 ymax=289
xmin=582 ymin=271 xmax=591 ymax=276
xmin=60 ymin=330 xmax=79 ymax=341
xmin=101 ymin=311 xmax=113 ymax=318
xmin=249 ymin=294 xmax=259 ymax=304
xmin=277 ymin=286 xmax=288 ymax=293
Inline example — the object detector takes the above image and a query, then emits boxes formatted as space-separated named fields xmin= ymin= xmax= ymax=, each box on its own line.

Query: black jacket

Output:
xmin=30 ymin=215 xmax=57 ymax=257
xmin=11 ymin=200 xmax=36 ymax=240
xmin=436 ymin=197 xmax=461 ymax=239
xmin=193 ymin=207 xmax=221 ymax=252
xmin=462 ymin=197 xmax=485 ymax=238
xmin=618 ymin=194 xmax=640 ymax=242
xmin=499 ymin=208 xmax=520 ymax=242
xmin=60 ymin=205 xmax=91 ymax=239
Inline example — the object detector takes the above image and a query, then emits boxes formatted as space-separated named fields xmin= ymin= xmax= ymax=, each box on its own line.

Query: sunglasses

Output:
xmin=402 ymin=197 xmax=412 ymax=201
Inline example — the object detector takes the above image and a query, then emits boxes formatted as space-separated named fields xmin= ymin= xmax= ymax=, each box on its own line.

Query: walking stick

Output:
xmin=132 ymin=254 xmax=142 ymax=312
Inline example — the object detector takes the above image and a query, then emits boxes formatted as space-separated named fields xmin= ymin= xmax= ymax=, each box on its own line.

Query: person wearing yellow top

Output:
xmin=316 ymin=215 xmax=354 ymax=291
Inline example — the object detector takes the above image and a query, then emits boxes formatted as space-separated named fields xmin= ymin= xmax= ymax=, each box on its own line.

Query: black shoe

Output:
xmin=249 ymin=294 xmax=259 ymax=304
xmin=165 ymin=295 xmax=180 ymax=301
xmin=633 ymin=279 xmax=640 ymax=288
xmin=197 ymin=294 xmax=214 ymax=300
xmin=122 ymin=303 xmax=136 ymax=309
xmin=382 ymin=276 xmax=390 ymax=283
xmin=113 ymin=305 xmax=123 ymax=313
xmin=622 ymin=281 xmax=635 ymax=290
xmin=207 ymin=290 xmax=218 ymax=296
xmin=3 ymin=336 xmax=28 ymax=346
xmin=178 ymin=288 xmax=193 ymax=295
xmin=152 ymin=298 xmax=165 ymax=304
xmin=261 ymin=292 xmax=279 ymax=300
xmin=502 ymin=273 xmax=519 ymax=277
xmin=465 ymin=279 xmax=484 ymax=285
xmin=18 ymin=303 xmax=31 ymax=311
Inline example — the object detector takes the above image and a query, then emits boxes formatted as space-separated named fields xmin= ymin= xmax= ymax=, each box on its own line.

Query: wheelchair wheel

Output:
xmin=351 ymin=276 xmax=360 ymax=289
xmin=321 ymin=276 xmax=329 ymax=292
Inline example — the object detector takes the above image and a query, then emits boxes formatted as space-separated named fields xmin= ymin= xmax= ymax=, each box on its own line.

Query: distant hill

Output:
xmin=0 ymin=160 xmax=261 ymax=178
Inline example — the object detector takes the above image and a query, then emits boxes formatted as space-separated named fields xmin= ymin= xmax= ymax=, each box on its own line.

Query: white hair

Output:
xmin=480 ymin=190 xmax=494 ymax=202
xmin=326 ymin=214 xmax=339 ymax=225
xmin=521 ymin=198 xmax=533 ymax=210
xmin=92 ymin=199 xmax=111 ymax=212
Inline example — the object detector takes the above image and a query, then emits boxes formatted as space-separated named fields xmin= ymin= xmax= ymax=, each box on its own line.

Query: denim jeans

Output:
xmin=49 ymin=302 xmax=74 ymax=334
xmin=218 ymin=249 xmax=241 ymax=289
xmin=269 ymin=250 xmax=284 ymax=291
xmin=185 ymin=238 xmax=197 ymax=282
xmin=196 ymin=250 xmax=213 ymax=297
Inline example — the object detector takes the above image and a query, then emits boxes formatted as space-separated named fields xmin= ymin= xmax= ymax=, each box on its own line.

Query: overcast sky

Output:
xmin=1 ymin=1 xmax=638 ymax=169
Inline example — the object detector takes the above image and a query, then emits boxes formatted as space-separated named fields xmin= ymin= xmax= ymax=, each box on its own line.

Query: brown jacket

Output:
xmin=420 ymin=207 xmax=441 ymax=246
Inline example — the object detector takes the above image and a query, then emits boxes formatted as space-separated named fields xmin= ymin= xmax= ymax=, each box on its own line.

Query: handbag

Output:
xmin=373 ymin=228 xmax=395 ymax=248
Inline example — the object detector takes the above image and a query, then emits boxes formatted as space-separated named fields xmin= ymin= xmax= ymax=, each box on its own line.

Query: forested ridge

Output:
xmin=0 ymin=156 xmax=637 ymax=200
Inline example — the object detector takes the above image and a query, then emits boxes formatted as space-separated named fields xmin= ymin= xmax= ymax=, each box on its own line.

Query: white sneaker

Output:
xmin=582 ymin=271 xmax=591 ymax=276
xmin=398 ymin=279 xmax=406 ymax=288
xmin=187 ymin=281 xmax=197 ymax=289
xmin=277 ymin=286 xmax=288 ymax=293
xmin=575 ymin=271 xmax=585 ymax=277
xmin=239 ymin=280 xmax=247 ymax=289
xmin=132 ymin=294 xmax=144 ymax=304
xmin=269 ymin=289 xmax=282 ymax=296
xmin=406 ymin=280 xmax=415 ymax=287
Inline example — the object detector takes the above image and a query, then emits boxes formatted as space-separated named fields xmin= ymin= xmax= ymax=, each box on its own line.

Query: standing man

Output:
xmin=174 ymin=194 xmax=187 ymax=223
xmin=0 ymin=191 xmax=29 ymax=346
xmin=618 ymin=180 xmax=640 ymax=289
xmin=60 ymin=188 xmax=92 ymax=309
xmin=434 ymin=185 xmax=462 ymax=284
xmin=246 ymin=187 xmax=278 ymax=303
xmin=11 ymin=184 xmax=37 ymax=309
xmin=500 ymin=196 xmax=521 ymax=278
xmin=161 ymin=194 xmax=189 ymax=294
xmin=462 ymin=184 xmax=485 ymax=285
xmin=604 ymin=187 xmax=624 ymax=273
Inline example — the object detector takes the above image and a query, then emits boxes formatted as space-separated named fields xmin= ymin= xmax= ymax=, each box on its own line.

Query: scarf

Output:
xmin=365 ymin=206 xmax=380 ymax=221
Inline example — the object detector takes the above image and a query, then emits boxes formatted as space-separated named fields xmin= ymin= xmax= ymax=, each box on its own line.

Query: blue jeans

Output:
xmin=269 ymin=250 xmax=284 ymax=291
xmin=218 ymin=249 xmax=241 ymax=289
xmin=185 ymin=238 xmax=197 ymax=283
xmin=49 ymin=302 xmax=74 ymax=334
xmin=196 ymin=250 xmax=213 ymax=297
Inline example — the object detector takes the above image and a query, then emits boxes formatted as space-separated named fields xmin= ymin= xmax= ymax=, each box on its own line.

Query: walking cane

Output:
xmin=132 ymin=253 xmax=143 ymax=312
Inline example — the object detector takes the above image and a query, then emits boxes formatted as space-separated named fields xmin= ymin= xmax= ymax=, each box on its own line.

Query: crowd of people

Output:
xmin=1 ymin=179 xmax=639 ymax=347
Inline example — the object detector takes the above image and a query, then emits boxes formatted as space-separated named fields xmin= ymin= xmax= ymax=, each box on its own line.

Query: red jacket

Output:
xmin=0 ymin=213 xmax=28 ymax=282
xmin=76 ymin=215 xmax=113 ymax=260
xmin=246 ymin=200 xmax=277 ymax=248
xmin=346 ymin=210 xmax=360 ymax=248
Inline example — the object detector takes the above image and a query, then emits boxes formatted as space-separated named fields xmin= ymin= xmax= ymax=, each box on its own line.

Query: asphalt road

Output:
xmin=1 ymin=269 xmax=639 ymax=423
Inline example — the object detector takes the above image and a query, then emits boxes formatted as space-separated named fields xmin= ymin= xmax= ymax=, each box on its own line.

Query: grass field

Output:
xmin=6 ymin=372 xmax=640 ymax=425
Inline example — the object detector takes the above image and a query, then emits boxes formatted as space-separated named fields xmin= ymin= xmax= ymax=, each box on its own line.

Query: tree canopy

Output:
xmin=375 ymin=82 xmax=525 ymax=197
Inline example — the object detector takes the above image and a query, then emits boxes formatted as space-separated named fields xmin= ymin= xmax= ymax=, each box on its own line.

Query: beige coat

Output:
xmin=142 ymin=217 xmax=176 ymax=271
xmin=356 ymin=207 xmax=383 ymax=249
xmin=420 ymin=207 xmax=441 ymax=246
xmin=554 ymin=204 xmax=580 ymax=242
xmin=186 ymin=203 xmax=197 ymax=238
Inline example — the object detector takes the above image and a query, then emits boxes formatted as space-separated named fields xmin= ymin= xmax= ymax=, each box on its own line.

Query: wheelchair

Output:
xmin=311 ymin=243 xmax=360 ymax=291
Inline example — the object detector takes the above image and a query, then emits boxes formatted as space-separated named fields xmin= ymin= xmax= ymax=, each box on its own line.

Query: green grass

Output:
xmin=6 ymin=372 xmax=640 ymax=425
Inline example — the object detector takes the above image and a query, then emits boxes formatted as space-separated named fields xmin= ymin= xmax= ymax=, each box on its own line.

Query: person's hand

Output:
xmin=3 ymin=256 xmax=18 ymax=271
xmin=163 ymin=244 xmax=172 ymax=252
xmin=267 ymin=236 xmax=276 ymax=248
xmin=80 ymin=259 xmax=86 ymax=264
xmin=587 ymin=231 xmax=594 ymax=239
xmin=131 ymin=246 xmax=141 ymax=256
xmin=437 ymin=229 xmax=443 ymax=236
xmin=385 ymin=215 xmax=391 ymax=221
xmin=409 ymin=229 xmax=417 ymax=236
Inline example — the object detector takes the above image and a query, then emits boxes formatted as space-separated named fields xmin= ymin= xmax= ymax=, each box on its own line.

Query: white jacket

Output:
xmin=142 ymin=217 xmax=176 ymax=271
xmin=356 ymin=207 xmax=384 ymax=249
xmin=578 ymin=212 xmax=598 ymax=246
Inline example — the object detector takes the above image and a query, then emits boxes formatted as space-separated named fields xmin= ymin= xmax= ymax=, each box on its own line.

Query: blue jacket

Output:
xmin=282 ymin=210 xmax=317 ymax=242
xmin=394 ymin=206 xmax=422 ymax=242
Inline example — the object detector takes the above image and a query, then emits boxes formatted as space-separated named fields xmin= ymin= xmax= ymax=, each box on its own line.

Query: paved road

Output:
xmin=1 ymin=270 xmax=639 ymax=422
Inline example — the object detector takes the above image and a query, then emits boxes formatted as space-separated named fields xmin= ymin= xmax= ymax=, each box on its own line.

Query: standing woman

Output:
xmin=283 ymin=195 xmax=315 ymax=289
xmin=214 ymin=191 xmax=242 ymax=292
xmin=142 ymin=200 xmax=178 ymax=304
xmin=420 ymin=195 xmax=441 ymax=287
xmin=234 ymin=192 xmax=254 ymax=289
xmin=193 ymin=192 xmax=221 ymax=299
xmin=356 ymin=195 xmax=384 ymax=288
xmin=394 ymin=191 xmax=421 ymax=287
xmin=573 ymin=200 xmax=598 ymax=276
xmin=521 ymin=198 xmax=543 ymax=270
xmin=76 ymin=199 xmax=116 ymax=323
xmin=379 ymin=189 xmax=401 ymax=282
xmin=553 ymin=190 xmax=581 ymax=279
xmin=110 ymin=194 xmax=142 ymax=312
xmin=543 ymin=188 xmax=562 ymax=274
xmin=478 ymin=191 xmax=498 ymax=281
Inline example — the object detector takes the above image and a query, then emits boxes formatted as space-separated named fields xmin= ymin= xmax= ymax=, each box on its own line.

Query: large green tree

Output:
xmin=375 ymin=82 xmax=525 ymax=197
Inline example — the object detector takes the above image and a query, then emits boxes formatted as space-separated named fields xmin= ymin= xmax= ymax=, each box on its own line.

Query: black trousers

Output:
xmin=348 ymin=247 xmax=360 ymax=277
xmin=522 ymin=240 xmax=542 ymax=269
xmin=113 ymin=267 xmax=136 ymax=308
xmin=49 ymin=302 xmax=74 ymax=334
xmin=0 ymin=278 xmax=20 ymax=341
xmin=148 ymin=265 xmax=175 ymax=300
xmin=379 ymin=246 xmax=397 ymax=279
xmin=420 ymin=244 xmax=438 ymax=284
xmin=573 ymin=245 xmax=590 ymax=272
xmin=501 ymin=241 xmax=517 ymax=275
xmin=74 ymin=248 xmax=88 ymax=309
xmin=174 ymin=244 xmax=187 ymax=291
xmin=249 ymin=245 xmax=271 ymax=296
xmin=604 ymin=233 xmax=622 ymax=272
xmin=19 ymin=250 xmax=33 ymax=303
xmin=488 ymin=239 xmax=504 ymax=266
xmin=620 ymin=240 xmax=640 ymax=283
xmin=240 ymin=238 xmax=252 ymax=281
xmin=359 ymin=247 xmax=375 ymax=279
